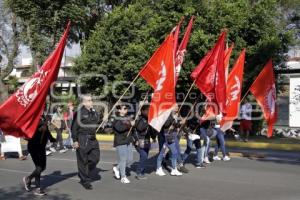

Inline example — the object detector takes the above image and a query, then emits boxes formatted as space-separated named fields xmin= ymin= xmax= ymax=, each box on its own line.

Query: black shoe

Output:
xmin=33 ymin=188 xmax=46 ymax=196
xmin=23 ymin=176 xmax=31 ymax=191
xmin=196 ymin=164 xmax=206 ymax=169
xmin=178 ymin=165 xmax=189 ymax=173
xmin=136 ymin=174 xmax=148 ymax=180
xmin=81 ymin=182 xmax=93 ymax=190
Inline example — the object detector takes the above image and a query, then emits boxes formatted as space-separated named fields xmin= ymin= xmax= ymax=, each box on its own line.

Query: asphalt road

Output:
xmin=0 ymin=149 xmax=299 ymax=200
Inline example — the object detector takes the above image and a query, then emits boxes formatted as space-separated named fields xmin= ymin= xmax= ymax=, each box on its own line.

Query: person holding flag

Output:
xmin=112 ymin=103 xmax=134 ymax=184
xmin=212 ymin=114 xmax=231 ymax=161
xmin=133 ymin=104 xmax=156 ymax=180
xmin=23 ymin=113 xmax=56 ymax=196
xmin=0 ymin=21 xmax=70 ymax=194
xmin=155 ymin=110 xmax=183 ymax=177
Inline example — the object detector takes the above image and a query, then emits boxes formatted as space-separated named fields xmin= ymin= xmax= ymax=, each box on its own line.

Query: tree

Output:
xmin=73 ymin=0 xmax=296 ymax=101
xmin=4 ymin=0 xmax=110 ymax=72
xmin=0 ymin=1 xmax=20 ymax=103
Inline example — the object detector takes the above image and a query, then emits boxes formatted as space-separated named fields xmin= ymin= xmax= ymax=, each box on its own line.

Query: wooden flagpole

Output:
xmin=166 ymin=79 xmax=196 ymax=134
xmin=95 ymin=73 xmax=140 ymax=133
xmin=127 ymin=90 xmax=150 ymax=137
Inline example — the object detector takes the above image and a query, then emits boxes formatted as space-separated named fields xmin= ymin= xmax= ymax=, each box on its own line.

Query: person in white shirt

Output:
xmin=240 ymin=99 xmax=252 ymax=142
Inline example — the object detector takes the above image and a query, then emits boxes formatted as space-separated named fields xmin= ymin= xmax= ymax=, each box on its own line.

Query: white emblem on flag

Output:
xmin=266 ymin=84 xmax=276 ymax=115
xmin=155 ymin=61 xmax=166 ymax=91
xmin=175 ymin=50 xmax=186 ymax=78
xmin=230 ymin=76 xmax=241 ymax=101
xmin=16 ymin=70 xmax=49 ymax=107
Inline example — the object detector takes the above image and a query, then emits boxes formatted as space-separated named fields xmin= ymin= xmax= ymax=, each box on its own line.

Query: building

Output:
xmin=9 ymin=44 xmax=79 ymax=98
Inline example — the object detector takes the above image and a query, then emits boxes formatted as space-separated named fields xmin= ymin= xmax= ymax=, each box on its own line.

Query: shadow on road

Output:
xmin=0 ymin=185 xmax=72 ymax=200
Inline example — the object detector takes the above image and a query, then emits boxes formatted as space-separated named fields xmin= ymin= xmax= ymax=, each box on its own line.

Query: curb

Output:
xmin=50 ymin=133 xmax=300 ymax=152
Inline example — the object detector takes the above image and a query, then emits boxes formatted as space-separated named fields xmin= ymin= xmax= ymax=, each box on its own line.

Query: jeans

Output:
xmin=158 ymin=132 xmax=165 ymax=152
xmin=116 ymin=144 xmax=133 ymax=178
xmin=136 ymin=147 xmax=149 ymax=175
xmin=182 ymin=138 xmax=205 ymax=165
xmin=214 ymin=128 xmax=226 ymax=157
xmin=200 ymin=128 xmax=210 ymax=158
xmin=54 ymin=128 xmax=64 ymax=150
xmin=174 ymin=136 xmax=183 ymax=164
xmin=157 ymin=140 xmax=177 ymax=170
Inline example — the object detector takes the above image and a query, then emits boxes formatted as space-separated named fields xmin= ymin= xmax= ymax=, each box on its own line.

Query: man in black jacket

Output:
xmin=71 ymin=94 xmax=101 ymax=190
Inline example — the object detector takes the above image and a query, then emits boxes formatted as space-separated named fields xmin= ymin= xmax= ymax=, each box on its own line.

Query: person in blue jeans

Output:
xmin=213 ymin=114 xmax=230 ymax=161
xmin=182 ymin=117 xmax=208 ymax=168
xmin=156 ymin=115 xmax=182 ymax=176
xmin=174 ymin=134 xmax=189 ymax=173
xmin=112 ymin=104 xmax=134 ymax=184
xmin=133 ymin=105 xmax=156 ymax=180
xmin=200 ymin=120 xmax=211 ymax=164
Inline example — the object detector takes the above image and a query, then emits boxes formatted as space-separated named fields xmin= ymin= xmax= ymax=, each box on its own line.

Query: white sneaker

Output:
xmin=155 ymin=167 xmax=166 ymax=176
xmin=49 ymin=147 xmax=56 ymax=152
xmin=223 ymin=156 xmax=231 ymax=161
xmin=213 ymin=156 xmax=221 ymax=161
xmin=113 ymin=166 xmax=120 ymax=179
xmin=204 ymin=157 xmax=211 ymax=164
xmin=46 ymin=150 xmax=52 ymax=156
xmin=120 ymin=177 xmax=130 ymax=184
xmin=59 ymin=148 xmax=68 ymax=153
xmin=170 ymin=169 xmax=183 ymax=176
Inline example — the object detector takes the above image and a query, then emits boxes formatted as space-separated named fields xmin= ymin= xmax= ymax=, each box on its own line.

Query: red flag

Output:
xmin=249 ymin=59 xmax=278 ymax=137
xmin=221 ymin=49 xmax=246 ymax=131
xmin=175 ymin=16 xmax=194 ymax=82
xmin=173 ymin=17 xmax=184 ymax=57
xmin=140 ymin=31 xmax=174 ymax=89
xmin=224 ymin=43 xmax=234 ymax=81
xmin=191 ymin=31 xmax=226 ymax=115
xmin=140 ymin=33 xmax=176 ymax=131
xmin=0 ymin=21 xmax=71 ymax=138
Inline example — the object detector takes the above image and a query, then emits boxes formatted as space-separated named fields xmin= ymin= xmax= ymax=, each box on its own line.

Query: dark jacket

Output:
xmin=71 ymin=106 xmax=101 ymax=142
xmin=162 ymin=114 xmax=181 ymax=143
xmin=113 ymin=117 xmax=132 ymax=147
xmin=185 ymin=117 xmax=201 ymax=134
xmin=133 ymin=116 xmax=156 ymax=141
xmin=28 ymin=115 xmax=56 ymax=149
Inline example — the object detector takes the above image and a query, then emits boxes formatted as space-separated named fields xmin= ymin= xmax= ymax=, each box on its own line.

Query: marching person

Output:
xmin=23 ymin=114 xmax=56 ymax=196
xmin=213 ymin=114 xmax=230 ymax=161
xmin=133 ymin=105 xmax=156 ymax=180
xmin=112 ymin=103 xmax=134 ymax=184
xmin=156 ymin=111 xmax=182 ymax=177
xmin=71 ymin=94 xmax=101 ymax=190
xmin=182 ymin=117 xmax=207 ymax=168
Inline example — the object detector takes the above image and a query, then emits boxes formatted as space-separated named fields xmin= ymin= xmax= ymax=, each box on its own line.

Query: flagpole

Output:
xmin=178 ymin=79 xmax=196 ymax=112
xmin=166 ymin=79 xmax=196 ymax=134
xmin=177 ymin=98 xmax=199 ymax=133
xmin=126 ymin=90 xmax=149 ymax=137
xmin=240 ymin=87 xmax=251 ymax=103
xmin=95 ymin=73 xmax=140 ymax=133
